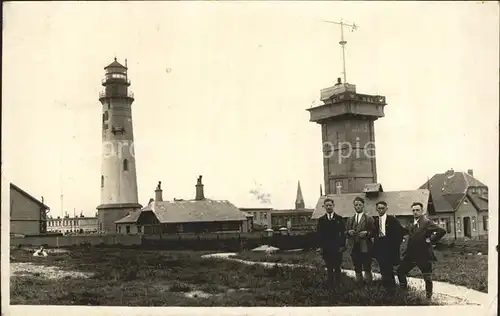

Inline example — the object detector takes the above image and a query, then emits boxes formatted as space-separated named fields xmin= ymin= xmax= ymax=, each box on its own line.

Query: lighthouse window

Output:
xmin=103 ymin=111 xmax=109 ymax=121
xmin=101 ymin=175 xmax=104 ymax=188
xmin=123 ymin=159 xmax=129 ymax=171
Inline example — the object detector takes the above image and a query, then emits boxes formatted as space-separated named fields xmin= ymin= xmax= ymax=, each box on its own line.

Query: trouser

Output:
xmin=396 ymin=256 xmax=433 ymax=298
xmin=351 ymin=247 xmax=373 ymax=282
xmin=376 ymin=255 xmax=396 ymax=289
xmin=322 ymin=251 xmax=343 ymax=288
xmin=351 ymin=249 xmax=372 ymax=273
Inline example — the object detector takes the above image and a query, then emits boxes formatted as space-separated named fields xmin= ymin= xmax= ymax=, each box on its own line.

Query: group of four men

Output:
xmin=316 ymin=196 xmax=446 ymax=299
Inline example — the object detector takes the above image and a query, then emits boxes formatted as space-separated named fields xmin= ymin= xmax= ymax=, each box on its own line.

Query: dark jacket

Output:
xmin=372 ymin=214 xmax=405 ymax=265
xmin=345 ymin=212 xmax=376 ymax=253
xmin=402 ymin=216 xmax=446 ymax=262
xmin=316 ymin=213 xmax=346 ymax=253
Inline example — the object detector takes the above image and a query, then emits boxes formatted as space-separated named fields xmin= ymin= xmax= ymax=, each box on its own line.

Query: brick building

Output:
xmin=239 ymin=207 xmax=271 ymax=230
xmin=420 ymin=168 xmax=488 ymax=240
xmin=10 ymin=183 xmax=50 ymax=236
xmin=115 ymin=176 xmax=250 ymax=234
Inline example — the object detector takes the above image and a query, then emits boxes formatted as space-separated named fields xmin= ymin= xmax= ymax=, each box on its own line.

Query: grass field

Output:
xmin=232 ymin=242 xmax=488 ymax=293
xmin=10 ymin=246 xmax=439 ymax=306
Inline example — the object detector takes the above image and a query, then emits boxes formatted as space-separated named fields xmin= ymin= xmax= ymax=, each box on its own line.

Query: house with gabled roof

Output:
xmin=115 ymin=176 xmax=251 ymax=234
xmin=420 ymin=168 xmax=488 ymax=240
xmin=311 ymin=183 xmax=431 ymax=228
xmin=10 ymin=183 xmax=50 ymax=236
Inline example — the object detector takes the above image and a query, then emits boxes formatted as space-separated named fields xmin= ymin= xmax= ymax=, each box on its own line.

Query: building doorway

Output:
xmin=463 ymin=217 xmax=472 ymax=238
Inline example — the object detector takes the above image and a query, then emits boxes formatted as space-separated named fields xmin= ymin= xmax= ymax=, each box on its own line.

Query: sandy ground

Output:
xmin=10 ymin=262 xmax=94 ymax=280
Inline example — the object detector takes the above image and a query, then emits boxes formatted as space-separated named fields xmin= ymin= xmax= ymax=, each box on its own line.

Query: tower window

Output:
xmin=103 ymin=111 xmax=109 ymax=121
xmin=101 ymin=175 xmax=104 ymax=188
xmin=123 ymin=159 xmax=129 ymax=171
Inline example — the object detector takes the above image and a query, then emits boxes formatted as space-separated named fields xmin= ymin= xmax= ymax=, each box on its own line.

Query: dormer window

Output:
xmin=463 ymin=198 xmax=468 ymax=204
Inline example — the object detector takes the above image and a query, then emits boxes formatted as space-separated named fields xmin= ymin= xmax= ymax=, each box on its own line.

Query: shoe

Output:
xmin=364 ymin=271 xmax=373 ymax=283
xmin=355 ymin=273 xmax=363 ymax=283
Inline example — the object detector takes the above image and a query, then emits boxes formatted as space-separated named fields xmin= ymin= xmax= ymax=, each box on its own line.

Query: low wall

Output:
xmin=10 ymin=234 xmax=142 ymax=248
xmin=141 ymin=232 xmax=317 ymax=251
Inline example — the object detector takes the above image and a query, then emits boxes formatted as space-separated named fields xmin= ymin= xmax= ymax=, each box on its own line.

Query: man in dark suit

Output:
xmin=316 ymin=197 xmax=346 ymax=290
xmin=397 ymin=202 xmax=446 ymax=299
xmin=345 ymin=196 xmax=376 ymax=284
xmin=372 ymin=201 xmax=405 ymax=293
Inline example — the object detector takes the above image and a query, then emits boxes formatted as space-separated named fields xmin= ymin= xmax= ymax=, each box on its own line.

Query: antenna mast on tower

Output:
xmin=322 ymin=18 xmax=358 ymax=84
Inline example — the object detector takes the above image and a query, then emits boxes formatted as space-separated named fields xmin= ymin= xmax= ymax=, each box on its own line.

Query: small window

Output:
xmin=472 ymin=216 xmax=477 ymax=231
xmin=118 ymin=226 xmax=121 ymax=233
xmin=126 ymin=226 xmax=130 ymax=234
xmin=463 ymin=198 xmax=468 ymax=204
xmin=123 ymin=159 xmax=129 ymax=171
xmin=101 ymin=175 xmax=104 ymax=188
xmin=137 ymin=226 xmax=142 ymax=233
xmin=483 ymin=216 xmax=488 ymax=231
xmin=456 ymin=217 xmax=462 ymax=232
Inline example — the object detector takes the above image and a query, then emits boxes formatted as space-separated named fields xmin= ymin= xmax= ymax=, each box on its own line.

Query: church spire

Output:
xmin=295 ymin=181 xmax=305 ymax=210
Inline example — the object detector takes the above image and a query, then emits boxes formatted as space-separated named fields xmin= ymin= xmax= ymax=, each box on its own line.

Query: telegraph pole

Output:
xmin=322 ymin=19 xmax=358 ymax=84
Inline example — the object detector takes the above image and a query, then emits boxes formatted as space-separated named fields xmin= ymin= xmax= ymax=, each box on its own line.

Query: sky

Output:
xmin=2 ymin=1 xmax=499 ymax=218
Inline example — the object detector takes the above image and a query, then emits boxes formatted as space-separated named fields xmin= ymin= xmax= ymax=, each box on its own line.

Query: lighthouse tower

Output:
xmin=96 ymin=58 xmax=142 ymax=233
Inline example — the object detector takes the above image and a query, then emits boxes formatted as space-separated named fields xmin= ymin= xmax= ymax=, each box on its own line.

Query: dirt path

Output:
xmin=201 ymin=252 xmax=489 ymax=306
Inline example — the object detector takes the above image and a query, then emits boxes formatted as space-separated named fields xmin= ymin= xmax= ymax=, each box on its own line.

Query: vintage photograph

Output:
xmin=2 ymin=1 xmax=498 ymax=313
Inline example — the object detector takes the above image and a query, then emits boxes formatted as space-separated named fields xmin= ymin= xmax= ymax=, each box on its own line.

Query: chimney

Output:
xmin=195 ymin=175 xmax=205 ymax=200
xmin=155 ymin=181 xmax=163 ymax=202
xmin=467 ymin=169 xmax=474 ymax=177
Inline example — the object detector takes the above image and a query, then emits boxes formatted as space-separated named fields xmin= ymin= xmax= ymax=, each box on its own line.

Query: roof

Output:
xmin=115 ymin=199 xmax=247 ymax=224
xmin=115 ymin=209 xmax=142 ymax=224
xmin=271 ymin=208 xmax=314 ymax=215
xmin=419 ymin=170 xmax=488 ymax=212
xmin=467 ymin=193 xmax=488 ymax=212
xmin=10 ymin=183 xmax=50 ymax=210
xmin=311 ymin=189 xmax=430 ymax=219
xmin=104 ymin=58 xmax=127 ymax=70
xmin=363 ymin=183 xmax=383 ymax=193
